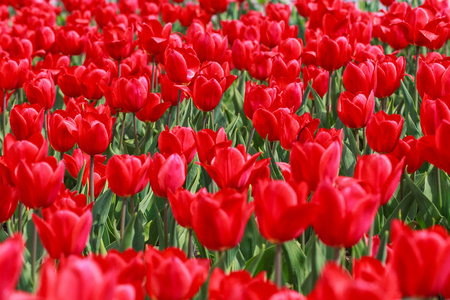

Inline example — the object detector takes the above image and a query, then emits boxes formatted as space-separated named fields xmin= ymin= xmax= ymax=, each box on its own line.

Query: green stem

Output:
xmin=89 ymin=155 xmax=95 ymax=203
xmin=367 ymin=221 xmax=374 ymax=256
xmin=246 ymin=127 xmax=255 ymax=153
xmin=381 ymin=97 xmax=387 ymax=112
xmin=176 ymin=90 xmax=181 ymax=126
xmin=202 ymin=111 xmax=207 ymax=130
xmin=414 ymin=46 xmax=420 ymax=110
xmin=188 ymin=228 xmax=193 ymax=259
xmin=354 ymin=128 xmax=360 ymax=158
xmin=334 ymin=247 xmax=342 ymax=264
xmin=164 ymin=198 xmax=168 ymax=249
xmin=120 ymin=197 xmax=127 ymax=242
xmin=437 ymin=168 xmax=442 ymax=210
xmin=31 ymin=217 xmax=38 ymax=285
xmin=166 ymin=107 xmax=172 ymax=128
xmin=17 ymin=203 xmax=23 ymax=233
xmin=133 ymin=113 xmax=138 ymax=155
xmin=130 ymin=195 xmax=135 ymax=216
xmin=119 ymin=113 xmax=126 ymax=152
xmin=118 ymin=59 xmax=121 ymax=78
xmin=326 ymin=71 xmax=333 ymax=128
xmin=151 ymin=56 xmax=156 ymax=93
xmin=274 ymin=243 xmax=283 ymax=287
xmin=216 ymin=251 xmax=226 ymax=270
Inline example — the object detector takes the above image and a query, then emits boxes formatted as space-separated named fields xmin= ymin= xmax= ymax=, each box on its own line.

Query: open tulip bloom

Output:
xmin=1 ymin=0 xmax=450 ymax=299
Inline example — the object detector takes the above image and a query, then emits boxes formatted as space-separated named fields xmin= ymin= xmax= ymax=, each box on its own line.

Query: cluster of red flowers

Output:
xmin=0 ymin=0 xmax=449 ymax=298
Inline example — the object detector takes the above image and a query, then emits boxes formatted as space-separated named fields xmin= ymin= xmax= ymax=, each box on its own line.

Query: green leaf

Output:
xmin=120 ymin=213 xmax=137 ymax=251
xmin=283 ymin=240 xmax=308 ymax=293
xmin=90 ymin=190 xmax=114 ymax=253
xmin=133 ymin=211 xmax=145 ymax=251
xmin=379 ymin=192 xmax=415 ymax=238
xmin=74 ymin=161 xmax=86 ymax=193
xmin=245 ymin=244 xmax=275 ymax=276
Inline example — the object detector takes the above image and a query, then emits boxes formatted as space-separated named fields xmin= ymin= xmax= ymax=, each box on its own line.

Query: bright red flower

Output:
xmin=75 ymin=110 xmax=114 ymax=156
xmin=24 ymin=72 xmax=55 ymax=110
xmin=0 ymin=166 xmax=19 ymax=223
xmin=106 ymin=154 xmax=150 ymax=197
xmin=375 ymin=56 xmax=407 ymax=99
xmin=144 ymin=246 xmax=210 ymax=300
xmin=164 ymin=46 xmax=200 ymax=85
xmin=244 ymin=81 xmax=277 ymax=120
xmin=10 ymin=103 xmax=45 ymax=141
xmin=0 ymin=234 xmax=24 ymax=300
xmin=420 ymin=95 xmax=450 ymax=136
xmin=55 ymin=26 xmax=85 ymax=56
xmin=104 ymin=75 xmax=149 ymax=113
xmin=343 ymin=61 xmax=377 ymax=96
xmin=191 ymin=188 xmax=254 ymax=251
xmin=0 ymin=57 xmax=29 ymax=91
xmin=390 ymin=135 xmax=425 ymax=174
xmin=47 ymin=110 xmax=78 ymax=153
xmin=136 ymin=92 xmax=171 ymax=123
xmin=140 ymin=20 xmax=172 ymax=57
xmin=337 ymin=90 xmax=375 ymax=129
xmin=150 ymin=153 xmax=186 ymax=198
xmin=248 ymin=51 xmax=274 ymax=81
xmin=158 ymin=126 xmax=197 ymax=163
xmin=103 ymin=24 xmax=134 ymax=61
xmin=193 ymin=32 xmax=228 ymax=63
xmin=311 ymin=177 xmax=379 ymax=248
xmin=417 ymin=118 xmax=450 ymax=174
xmin=316 ymin=35 xmax=351 ymax=72
xmin=80 ymin=64 xmax=110 ymax=101
xmin=366 ymin=111 xmax=403 ymax=153
xmin=195 ymin=127 xmax=231 ymax=165
xmin=302 ymin=65 xmax=329 ymax=99
xmin=57 ymin=66 xmax=84 ymax=98
xmin=416 ymin=59 xmax=450 ymax=100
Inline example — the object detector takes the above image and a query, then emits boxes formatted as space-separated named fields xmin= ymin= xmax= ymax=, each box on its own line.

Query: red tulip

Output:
xmin=104 ymin=76 xmax=149 ymax=113
xmin=164 ymin=46 xmax=200 ymax=85
xmin=354 ymin=154 xmax=404 ymax=205
xmin=55 ymin=26 xmax=85 ymax=56
xmin=195 ymin=127 xmax=231 ymax=165
xmin=311 ymin=177 xmax=379 ymax=248
xmin=150 ymin=153 xmax=186 ymax=198
xmin=198 ymin=146 xmax=262 ymax=191
xmin=343 ymin=60 xmax=377 ymax=96
xmin=30 ymin=26 xmax=56 ymax=53
xmin=80 ymin=64 xmax=110 ymax=101
xmin=158 ymin=126 xmax=197 ymax=163
xmin=253 ymin=107 xmax=290 ymax=142
xmin=290 ymin=129 xmax=343 ymax=191
xmin=191 ymin=188 xmax=254 ymax=251
xmin=168 ymin=188 xmax=203 ymax=229
xmin=103 ymin=24 xmax=134 ymax=61
xmin=193 ymin=32 xmax=228 ymax=63
xmin=0 ymin=166 xmax=19 ymax=223
xmin=231 ymin=39 xmax=257 ymax=71
xmin=24 ymin=72 xmax=55 ymax=110
xmin=75 ymin=110 xmax=114 ymax=156
xmin=248 ymin=51 xmax=273 ymax=81
xmin=244 ymin=81 xmax=277 ymax=120
xmin=140 ymin=20 xmax=172 ymax=57
xmin=47 ymin=110 xmax=78 ymax=153
xmin=106 ymin=154 xmax=150 ymax=197
xmin=337 ymin=90 xmax=375 ymax=129
xmin=10 ymin=103 xmax=45 ymax=141
xmin=0 ymin=234 xmax=24 ymax=300
xmin=317 ymin=35 xmax=351 ymax=72
xmin=160 ymin=75 xmax=188 ymax=107
xmin=279 ymin=38 xmax=303 ymax=62
xmin=260 ymin=19 xmax=284 ymax=48
xmin=0 ymin=57 xmax=29 ymax=91
xmin=144 ymin=246 xmax=210 ymax=300
xmin=375 ymin=56 xmax=407 ymax=99
xmin=94 ymin=3 xmax=116 ymax=28
xmin=57 ymin=66 xmax=84 ymax=98
xmin=366 ymin=110 xmax=403 ymax=153
xmin=279 ymin=112 xmax=320 ymax=150
xmin=416 ymin=59 xmax=450 ymax=100
xmin=136 ymin=92 xmax=172 ymax=123
xmin=302 ymin=65 xmax=329 ymax=99
xmin=417 ymin=119 xmax=450 ymax=174
xmin=33 ymin=200 xmax=93 ymax=259
xmin=15 ymin=157 xmax=65 ymax=209
xmin=389 ymin=135 xmax=425 ymax=174
xmin=420 ymin=95 xmax=450 ymax=136
xmin=389 ymin=220 xmax=450 ymax=297
xmin=254 ymin=180 xmax=317 ymax=243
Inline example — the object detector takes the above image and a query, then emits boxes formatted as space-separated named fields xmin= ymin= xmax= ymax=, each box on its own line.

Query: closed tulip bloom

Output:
xmin=254 ymin=180 xmax=317 ymax=243
xmin=140 ymin=20 xmax=172 ymax=57
xmin=76 ymin=111 xmax=114 ymax=156
xmin=253 ymin=107 xmax=291 ymax=142
xmin=193 ymin=32 xmax=228 ymax=63
xmin=198 ymin=146 xmax=262 ymax=191
xmin=80 ymin=64 xmax=110 ymax=101
xmin=302 ymin=65 xmax=329 ymax=99
xmin=366 ymin=111 xmax=403 ymax=153
xmin=15 ymin=157 xmax=65 ymax=209
xmin=106 ymin=76 xmax=149 ymax=113
xmin=191 ymin=188 xmax=254 ymax=251
xmin=164 ymin=46 xmax=200 ymax=85
xmin=0 ymin=166 xmax=19 ymax=223
xmin=0 ymin=234 xmax=24 ymax=300
xmin=389 ymin=220 xmax=450 ymax=297
xmin=150 ymin=153 xmax=186 ymax=198
xmin=24 ymin=72 xmax=55 ymax=110
xmin=0 ymin=57 xmax=29 ymax=91
xmin=144 ymin=246 xmax=210 ymax=300
xmin=317 ymin=35 xmax=351 ymax=72
xmin=312 ymin=177 xmax=379 ymax=248
xmin=31 ymin=26 xmax=56 ymax=53
xmin=279 ymin=38 xmax=303 ymax=62
xmin=195 ymin=127 xmax=231 ymax=165
xmin=248 ymin=51 xmax=273 ymax=81
xmin=272 ymin=59 xmax=302 ymax=89
xmin=103 ymin=24 xmax=134 ymax=61
xmin=55 ymin=26 xmax=85 ymax=56
xmin=354 ymin=154 xmax=403 ymax=205
xmin=57 ymin=66 xmax=84 ymax=98
xmin=260 ymin=19 xmax=284 ymax=48
xmin=290 ymin=129 xmax=343 ymax=191
xmin=158 ymin=126 xmax=197 ymax=163
xmin=47 ymin=110 xmax=78 ymax=153
xmin=390 ymin=135 xmax=425 ymax=174
xmin=375 ymin=56 xmax=407 ymax=99
xmin=417 ymin=119 xmax=450 ymax=174
xmin=244 ymin=81 xmax=277 ymax=120
xmin=231 ymin=40 xmax=257 ymax=71
xmin=343 ymin=61 xmax=377 ymax=96
xmin=416 ymin=60 xmax=450 ymax=99
xmin=420 ymin=95 xmax=450 ymax=136
xmin=337 ymin=90 xmax=375 ymax=129
xmin=136 ymin=92 xmax=172 ymax=123
xmin=10 ymin=103 xmax=45 ymax=140
xmin=167 ymin=188 xmax=204 ymax=229
xmin=279 ymin=112 xmax=320 ymax=150
xmin=33 ymin=202 xmax=93 ymax=259
xmin=106 ymin=154 xmax=150 ymax=197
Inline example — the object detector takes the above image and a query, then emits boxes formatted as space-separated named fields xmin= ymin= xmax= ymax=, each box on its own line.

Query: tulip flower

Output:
xmin=136 ymin=92 xmax=172 ymax=123
xmin=244 ymin=81 xmax=277 ymax=120
xmin=302 ymin=65 xmax=329 ymax=99
xmin=417 ymin=119 xmax=450 ymax=174
xmin=15 ymin=157 xmax=65 ymax=209
xmin=389 ymin=135 xmax=425 ymax=174
xmin=260 ymin=19 xmax=285 ymax=48
xmin=254 ymin=180 xmax=317 ymax=243
xmin=193 ymin=32 xmax=228 ymax=63
xmin=55 ymin=26 xmax=85 ymax=56
xmin=158 ymin=126 xmax=197 ymax=163
xmin=311 ymin=177 xmax=379 ymax=248
xmin=366 ymin=110 xmax=403 ymax=153
xmin=75 ymin=110 xmax=114 ymax=156
xmin=150 ymin=153 xmax=186 ymax=199
xmin=30 ymin=26 xmax=55 ymax=53
xmin=10 ymin=103 xmax=45 ymax=141
xmin=279 ymin=38 xmax=303 ymax=62
xmin=342 ymin=61 xmax=377 ymax=96
xmin=389 ymin=220 xmax=450 ymax=297
xmin=191 ymin=188 xmax=254 ymax=251
xmin=164 ymin=46 xmax=200 ymax=85
xmin=416 ymin=59 xmax=450 ymax=100
xmin=231 ymin=39 xmax=258 ymax=71
xmin=375 ymin=56 xmax=407 ymax=99
xmin=106 ymin=154 xmax=151 ymax=198
xmin=33 ymin=201 xmax=93 ymax=259
xmin=0 ymin=166 xmax=19 ymax=223
xmin=167 ymin=188 xmax=203 ymax=229
xmin=198 ymin=146 xmax=262 ymax=191
xmin=103 ymin=24 xmax=134 ymax=61
xmin=248 ymin=51 xmax=273 ymax=81
xmin=337 ymin=90 xmax=375 ymax=129
xmin=253 ymin=107 xmax=291 ymax=142
xmin=195 ymin=127 xmax=232 ymax=165
xmin=316 ymin=35 xmax=351 ymax=72
xmin=0 ymin=234 xmax=24 ymax=300
xmin=140 ymin=20 xmax=172 ymax=57
xmin=354 ymin=154 xmax=404 ymax=205
xmin=47 ymin=110 xmax=78 ymax=153
xmin=79 ymin=64 xmax=110 ymax=101
xmin=160 ymin=75 xmax=188 ymax=107
xmin=24 ymin=72 xmax=55 ymax=110
xmin=57 ymin=66 xmax=84 ymax=98
xmin=290 ymin=129 xmax=343 ymax=191
xmin=420 ymin=95 xmax=450 ymax=136
xmin=103 ymin=75 xmax=149 ymax=113
xmin=0 ymin=57 xmax=29 ymax=92
xmin=279 ymin=112 xmax=320 ymax=150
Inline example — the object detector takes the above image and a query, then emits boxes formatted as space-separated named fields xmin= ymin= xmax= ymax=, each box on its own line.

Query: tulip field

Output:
xmin=1 ymin=0 xmax=450 ymax=298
